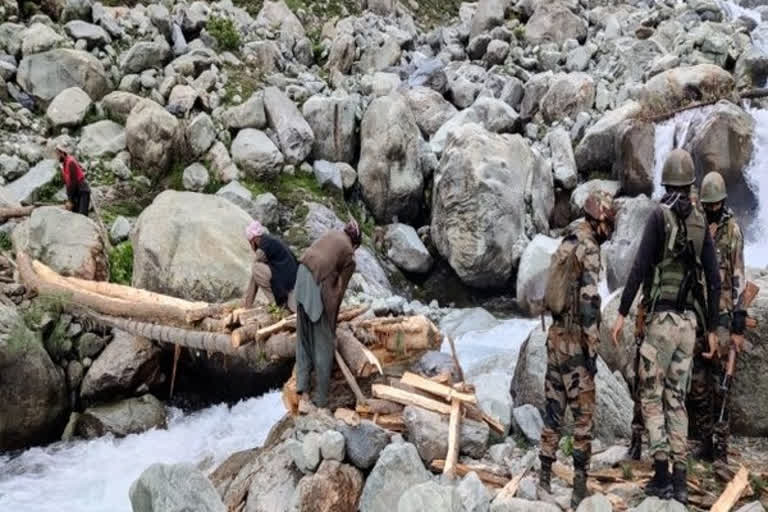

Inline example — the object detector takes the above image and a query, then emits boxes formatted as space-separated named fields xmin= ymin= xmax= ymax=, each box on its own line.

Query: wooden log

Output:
xmin=337 ymin=328 xmax=376 ymax=377
xmin=430 ymin=460 xmax=509 ymax=487
xmin=335 ymin=349 xmax=367 ymax=406
xmin=400 ymin=372 xmax=477 ymax=404
xmin=711 ymin=466 xmax=750 ymax=512
xmin=495 ymin=456 xmax=534 ymax=502
xmin=200 ymin=314 xmax=233 ymax=332
xmin=0 ymin=205 xmax=35 ymax=221
xmin=231 ymin=316 xmax=297 ymax=347
xmin=464 ymin=403 xmax=506 ymax=435
xmin=444 ymin=399 xmax=462 ymax=476
xmin=355 ymin=399 xmax=403 ymax=415
xmin=185 ymin=300 xmax=241 ymax=323
xmin=446 ymin=335 xmax=464 ymax=382
xmin=371 ymin=384 xmax=452 ymax=415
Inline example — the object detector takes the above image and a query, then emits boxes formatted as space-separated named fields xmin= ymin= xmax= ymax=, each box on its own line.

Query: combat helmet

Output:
xmin=661 ymin=149 xmax=696 ymax=187
xmin=700 ymin=171 xmax=727 ymax=204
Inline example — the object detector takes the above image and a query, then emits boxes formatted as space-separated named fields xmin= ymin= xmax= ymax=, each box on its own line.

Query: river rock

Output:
xmin=430 ymin=97 xmax=520 ymax=155
xmin=735 ymin=503 xmax=766 ymax=512
xmin=294 ymin=461 xmax=363 ymax=512
xmin=120 ymin=38 xmax=171 ymax=74
xmin=101 ymin=91 xmax=143 ymax=123
xmin=76 ymin=394 xmax=167 ymax=439
xmin=519 ymin=71 xmax=553 ymax=121
xmin=735 ymin=46 xmax=768 ymax=90
xmin=223 ymin=92 xmax=267 ymax=130
xmin=17 ymin=48 xmax=111 ymax=102
xmin=4 ymin=159 xmax=58 ymax=204
xmin=359 ymin=34 xmax=401 ymax=73
xmin=302 ymin=94 xmax=357 ymax=164
xmin=0 ymin=304 xmax=68 ymax=451
xmin=264 ymin=86 xmax=314 ymax=165
xmin=470 ymin=0 xmax=504 ymax=38
xmin=256 ymin=0 xmax=305 ymax=38
xmin=403 ymin=405 xmax=489 ymax=462
xmin=614 ymin=119 xmax=654 ymax=197
xmin=512 ymin=404 xmax=544 ymax=443
xmin=410 ymin=351 xmax=461 ymax=382
xmin=231 ymin=128 xmax=284 ymax=180
xmin=187 ymin=112 xmax=216 ymax=157
xmin=130 ymin=463 xmax=225 ymax=512
xmin=64 ymin=20 xmax=111 ymax=48
xmin=358 ymin=93 xmax=423 ymax=224
xmin=167 ymin=85 xmax=198 ymax=117
xmin=516 ymin=234 xmax=561 ymax=316
xmin=575 ymin=101 xmax=642 ymax=175
xmin=398 ymin=481 xmax=463 ymax=512
xmin=338 ymin=420 xmax=390 ymax=470
xmin=78 ymin=120 xmax=126 ymax=158
xmin=511 ymin=325 xmax=633 ymax=442
xmin=470 ymin=371 xmax=514 ymax=437
xmin=639 ymin=64 xmax=734 ymax=115
xmin=0 ymin=155 xmax=29 ymax=182
xmin=12 ymin=206 xmax=108 ymax=280
xmin=602 ymin=195 xmax=657 ymax=292
xmin=630 ymin=497 xmax=687 ymax=512
xmin=447 ymin=63 xmax=486 ymax=109
xmin=126 ymin=100 xmax=181 ymax=178
xmin=458 ymin=472 xmax=491 ymax=512
xmin=80 ymin=330 xmax=160 ymax=401
xmin=319 ymin=429 xmax=345 ymax=462
xmin=328 ymin=33 xmax=356 ymax=75
xmin=491 ymin=497 xmax=561 ymax=512
xmin=21 ymin=22 xmax=64 ymax=56
xmin=685 ymin=100 xmax=754 ymax=191
xmin=312 ymin=160 xmax=343 ymax=191
xmin=384 ymin=223 xmax=433 ymax=274
xmin=540 ymin=73 xmax=596 ymax=124
xmin=46 ymin=87 xmax=92 ymax=128
xmin=77 ymin=332 xmax=107 ymax=360
xmin=576 ymin=494 xmax=613 ymax=512
xmin=182 ymin=163 xmax=209 ymax=192
xmin=525 ymin=2 xmax=587 ymax=46
xmin=548 ymin=127 xmax=577 ymax=190
xmin=131 ymin=191 xmax=254 ymax=302
xmin=360 ymin=442 xmax=431 ymax=512
xmin=431 ymin=124 xmax=531 ymax=288
xmin=405 ymin=87 xmax=457 ymax=138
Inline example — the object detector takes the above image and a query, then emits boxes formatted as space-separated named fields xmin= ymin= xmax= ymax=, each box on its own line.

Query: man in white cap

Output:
xmin=55 ymin=145 xmax=91 ymax=216
xmin=244 ymin=220 xmax=298 ymax=312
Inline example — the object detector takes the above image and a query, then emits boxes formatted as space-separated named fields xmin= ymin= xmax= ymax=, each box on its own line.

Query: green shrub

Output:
xmin=207 ymin=16 xmax=241 ymax=52
xmin=0 ymin=232 xmax=11 ymax=251
xmin=109 ymin=242 xmax=134 ymax=285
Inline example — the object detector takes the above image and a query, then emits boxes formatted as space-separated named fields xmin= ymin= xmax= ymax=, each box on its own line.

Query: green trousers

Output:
xmin=295 ymin=304 xmax=335 ymax=408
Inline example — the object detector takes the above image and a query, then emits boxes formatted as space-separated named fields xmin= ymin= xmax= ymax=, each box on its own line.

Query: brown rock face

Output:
xmin=295 ymin=461 xmax=364 ymax=512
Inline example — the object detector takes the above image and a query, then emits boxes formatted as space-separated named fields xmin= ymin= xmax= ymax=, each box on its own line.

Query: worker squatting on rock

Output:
xmin=538 ymin=191 xmax=616 ymax=508
xmin=55 ymin=145 xmax=91 ymax=216
xmin=294 ymin=219 xmax=361 ymax=413
xmin=687 ymin=171 xmax=746 ymax=464
xmin=612 ymin=149 xmax=721 ymax=505
xmin=244 ymin=220 xmax=299 ymax=312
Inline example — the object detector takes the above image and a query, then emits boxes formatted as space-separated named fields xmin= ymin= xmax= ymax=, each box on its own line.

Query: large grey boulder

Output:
xmin=516 ymin=234 xmax=561 ymax=316
xmin=639 ymin=64 xmax=734 ymax=115
xmin=406 ymin=86 xmax=457 ymax=138
xmin=471 ymin=0 xmax=505 ymax=38
xmin=222 ymin=92 xmax=267 ymax=130
xmin=359 ymin=35 xmax=401 ymax=73
xmin=511 ymin=325 xmax=633 ymax=442
xmin=540 ymin=72 xmax=595 ymax=124
xmin=0 ymin=155 xmax=29 ymax=182
xmin=78 ymin=120 xmax=126 ymax=158
xmin=430 ymin=97 xmax=520 ymax=155
xmin=131 ymin=191 xmax=254 ymax=302
xmin=182 ymin=163 xmax=209 ymax=192
xmin=629 ymin=497 xmax=687 ymax=512
xmin=17 ymin=49 xmax=112 ymax=102
xmin=231 ymin=129 xmax=284 ymax=180
xmin=458 ymin=472 xmax=491 ymax=512
xmin=312 ymin=160 xmax=343 ymax=191
xmin=4 ymin=159 xmax=58 ymax=204
xmin=216 ymin=182 xmax=279 ymax=228
xmin=64 ymin=21 xmax=111 ymax=48
xmin=126 ymin=100 xmax=181 ymax=178
xmin=548 ymin=127 xmax=578 ymax=190
xmin=360 ymin=442 xmax=431 ymax=512
xmin=512 ymin=404 xmax=544 ymax=443
xmin=525 ymin=2 xmax=587 ymax=46
xmin=519 ymin=71 xmax=554 ymax=121
xmin=120 ymin=38 xmax=171 ymax=74
xmin=302 ymin=94 xmax=357 ymax=164
xmin=21 ymin=23 xmax=65 ymax=56
xmin=76 ymin=394 xmax=167 ymax=439
xmin=403 ymin=406 xmax=489 ymax=462
xmin=338 ymin=420 xmax=390 ymax=470
xmin=431 ymin=124 xmax=532 ymax=288
xmin=384 ymin=223 xmax=433 ymax=274
xmin=12 ymin=206 xmax=108 ymax=281
xmin=601 ymin=195 xmax=657 ymax=292
xmin=231 ymin=441 xmax=302 ymax=512
xmin=186 ymin=112 xmax=216 ymax=158
xmin=358 ymin=93 xmax=423 ymax=224
xmin=470 ymin=371 xmax=514 ymax=437
xmin=398 ymin=481 xmax=463 ymax=512
xmin=491 ymin=497 xmax=561 ymax=512
xmin=130 ymin=463 xmax=225 ymax=512
xmin=101 ymin=91 xmax=143 ymax=123
xmin=256 ymin=0 xmax=305 ymax=38
xmin=80 ymin=330 xmax=161 ymax=402
xmin=207 ymin=141 xmax=240 ymax=183
xmin=264 ymin=86 xmax=314 ymax=165
xmin=0 ymin=304 xmax=68 ymax=451
xmin=614 ymin=120 xmax=654 ymax=196
xmin=575 ymin=101 xmax=641 ymax=175
xmin=46 ymin=87 xmax=92 ymax=128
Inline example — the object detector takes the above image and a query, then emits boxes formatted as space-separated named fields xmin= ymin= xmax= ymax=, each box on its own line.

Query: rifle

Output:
xmin=629 ymin=303 xmax=646 ymax=460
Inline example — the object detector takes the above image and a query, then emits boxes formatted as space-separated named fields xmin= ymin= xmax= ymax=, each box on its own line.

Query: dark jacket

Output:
xmin=259 ymin=234 xmax=298 ymax=306
xmin=300 ymin=230 xmax=356 ymax=331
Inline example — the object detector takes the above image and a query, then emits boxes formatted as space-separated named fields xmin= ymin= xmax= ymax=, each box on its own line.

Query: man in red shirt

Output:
xmin=56 ymin=146 xmax=91 ymax=216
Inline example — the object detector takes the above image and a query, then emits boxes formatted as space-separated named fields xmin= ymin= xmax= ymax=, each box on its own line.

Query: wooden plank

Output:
xmin=710 ymin=466 xmax=750 ymax=512
xmin=356 ymin=399 xmax=403 ymax=415
xmin=495 ymin=455 xmax=535 ymax=502
xmin=400 ymin=372 xmax=478 ymax=404
xmin=334 ymin=350 xmax=367 ymax=406
xmin=444 ymin=399 xmax=462 ymax=476
xmin=371 ymin=384 xmax=452 ymax=415
xmin=463 ymin=403 xmax=505 ymax=435
xmin=446 ymin=335 xmax=464 ymax=382
xmin=430 ymin=460 xmax=509 ymax=487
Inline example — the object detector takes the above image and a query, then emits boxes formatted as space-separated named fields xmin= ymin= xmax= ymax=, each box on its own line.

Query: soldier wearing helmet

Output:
xmin=538 ymin=190 xmax=615 ymax=508
xmin=687 ymin=171 xmax=745 ymax=463
xmin=611 ymin=149 xmax=721 ymax=505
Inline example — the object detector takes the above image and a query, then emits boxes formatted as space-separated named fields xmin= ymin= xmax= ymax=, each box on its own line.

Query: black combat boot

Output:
xmin=644 ymin=457 xmax=672 ymax=499
xmin=694 ymin=436 xmax=714 ymax=462
xmin=571 ymin=464 xmax=588 ymax=508
xmin=672 ymin=463 xmax=688 ymax=505
xmin=539 ymin=455 xmax=553 ymax=494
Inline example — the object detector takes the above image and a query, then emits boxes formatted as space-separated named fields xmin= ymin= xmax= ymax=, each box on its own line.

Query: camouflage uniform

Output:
xmin=687 ymin=207 xmax=745 ymax=457
xmin=540 ymin=220 xmax=601 ymax=465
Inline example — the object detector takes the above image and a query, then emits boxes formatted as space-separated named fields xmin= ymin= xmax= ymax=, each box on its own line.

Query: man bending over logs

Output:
xmin=244 ymin=220 xmax=299 ymax=312
xmin=294 ymin=219 xmax=361 ymax=413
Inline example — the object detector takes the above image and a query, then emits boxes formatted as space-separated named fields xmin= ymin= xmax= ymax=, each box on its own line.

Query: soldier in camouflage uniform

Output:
xmin=611 ymin=150 xmax=721 ymax=505
xmin=538 ymin=191 xmax=616 ymax=508
xmin=687 ymin=172 xmax=746 ymax=463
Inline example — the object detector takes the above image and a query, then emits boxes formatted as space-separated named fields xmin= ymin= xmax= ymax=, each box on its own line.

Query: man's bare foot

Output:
xmin=298 ymin=395 xmax=316 ymax=415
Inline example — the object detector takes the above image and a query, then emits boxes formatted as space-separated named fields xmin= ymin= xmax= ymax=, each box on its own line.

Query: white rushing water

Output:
xmin=0 ymin=392 xmax=285 ymax=512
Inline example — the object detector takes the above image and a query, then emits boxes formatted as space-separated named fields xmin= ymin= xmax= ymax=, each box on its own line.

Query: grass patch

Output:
xmin=222 ymin=66 xmax=263 ymax=105
xmin=621 ymin=463 xmax=634 ymax=480
xmin=561 ymin=435 xmax=574 ymax=457
xmin=233 ymin=0 xmax=265 ymax=17
xmin=36 ymin=173 xmax=64 ymax=203
xmin=207 ymin=16 xmax=242 ymax=52
xmin=0 ymin=232 xmax=11 ymax=251
xmin=109 ymin=241 xmax=133 ymax=285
